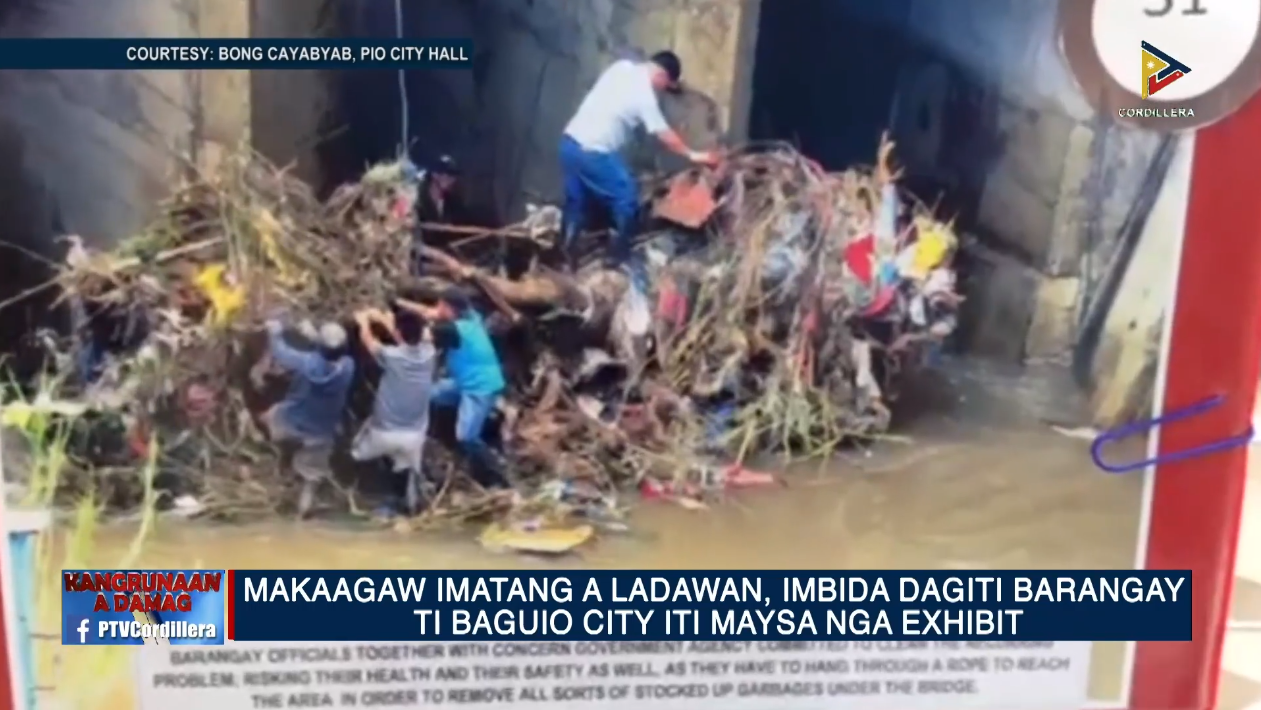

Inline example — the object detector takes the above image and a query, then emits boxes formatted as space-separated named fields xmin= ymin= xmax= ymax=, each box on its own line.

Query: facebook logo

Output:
xmin=69 ymin=615 xmax=92 ymax=644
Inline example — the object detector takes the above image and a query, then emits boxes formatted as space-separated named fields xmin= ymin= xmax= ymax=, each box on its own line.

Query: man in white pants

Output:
xmin=559 ymin=49 xmax=720 ymax=274
xmin=352 ymin=306 xmax=436 ymax=516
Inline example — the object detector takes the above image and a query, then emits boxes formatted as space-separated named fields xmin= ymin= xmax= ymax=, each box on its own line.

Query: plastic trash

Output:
xmin=875 ymin=182 xmax=899 ymax=245
xmin=762 ymin=242 xmax=807 ymax=285
xmin=522 ymin=204 xmax=562 ymax=238
xmin=721 ymin=465 xmax=779 ymax=489
xmin=900 ymin=217 xmax=956 ymax=280
xmin=656 ymin=277 xmax=689 ymax=326
xmin=194 ymin=264 xmax=246 ymax=326
xmin=909 ymin=295 xmax=928 ymax=327
xmin=618 ymin=270 xmax=652 ymax=337
xmin=704 ymin=401 xmax=738 ymax=447
xmin=844 ymin=234 xmax=877 ymax=285
xmin=478 ymin=521 xmax=594 ymax=555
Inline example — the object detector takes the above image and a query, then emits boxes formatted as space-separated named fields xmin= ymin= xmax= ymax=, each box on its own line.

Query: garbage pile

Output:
xmin=18 ymin=137 xmax=960 ymax=531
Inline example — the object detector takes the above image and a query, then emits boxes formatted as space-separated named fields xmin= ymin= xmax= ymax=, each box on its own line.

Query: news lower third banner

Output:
xmin=224 ymin=571 xmax=1190 ymax=643
xmin=62 ymin=570 xmax=226 ymax=646
xmin=0 ymin=39 xmax=472 ymax=70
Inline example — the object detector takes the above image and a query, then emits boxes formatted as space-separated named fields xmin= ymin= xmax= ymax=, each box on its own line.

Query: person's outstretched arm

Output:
xmin=638 ymin=86 xmax=719 ymax=166
xmin=396 ymin=298 xmax=443 ymax=321
xmin=355 ymin=310 xmax=386 ymax=358
xmin=265 ymin=321 xmax=320 ymax=377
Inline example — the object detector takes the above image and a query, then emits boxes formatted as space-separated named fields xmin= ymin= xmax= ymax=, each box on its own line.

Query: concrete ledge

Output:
xmin=5 ymin=508 xmax=49 ymax=534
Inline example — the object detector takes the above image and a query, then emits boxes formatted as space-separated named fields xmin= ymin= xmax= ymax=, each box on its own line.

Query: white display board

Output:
xmin=136 ymin=640 xmax=1089 ymax=710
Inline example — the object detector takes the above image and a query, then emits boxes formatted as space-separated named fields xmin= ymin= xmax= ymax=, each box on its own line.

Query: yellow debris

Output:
xmin=194 ymin=263 xmax=246 ymax=326
xmin=904 ymin=216 xmax=956 ymax=280
xmin=1 ymin=399 xmax=88 ymax=430
xmin=478 ymin=521 xmax=594 ymax=554
xmin=254 ymin=208 xmax=305 ymax=289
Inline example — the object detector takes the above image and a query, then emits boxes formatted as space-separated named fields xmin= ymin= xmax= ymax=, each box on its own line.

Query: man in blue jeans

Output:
xmin=397 ymin=288 xmax=511 ymax=491
xmin=559 ymin=50 xmax=719 ymax=274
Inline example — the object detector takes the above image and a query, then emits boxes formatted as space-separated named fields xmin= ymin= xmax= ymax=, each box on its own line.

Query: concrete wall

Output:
xmin=1087 ymin=137 xmax=1190 ymax=425
xmin=384 ymin=0 xmax=756 ymax=221
xmin=0 ymin=0 xmax=251 ymax=248
xmin=0 ymin=0 xmax=249 ymax=355
xmin=886 ymin=0 xmax=1172 ymax=425
xmin=250 ymin=0 xmax=334 ymax=187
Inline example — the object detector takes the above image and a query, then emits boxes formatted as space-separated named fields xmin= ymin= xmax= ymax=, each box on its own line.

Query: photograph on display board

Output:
xmin=0 ymin=0 xmax=1257 ymax=709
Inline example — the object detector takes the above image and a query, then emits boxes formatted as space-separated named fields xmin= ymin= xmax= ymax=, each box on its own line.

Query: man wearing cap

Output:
xmin=559 ymin=50 xmax=720 ymax=272
xmin=261 ymin=317 xmax=356 ymax=518
xmin=396 ymin=287 xmax=511 ymax=492
xmin=411 ymin=155 xmax=472 ymax=270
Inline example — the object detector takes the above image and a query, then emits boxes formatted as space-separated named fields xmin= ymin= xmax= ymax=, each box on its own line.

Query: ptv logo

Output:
xmin=1141 ymin=41 xmax=1191 ymax=99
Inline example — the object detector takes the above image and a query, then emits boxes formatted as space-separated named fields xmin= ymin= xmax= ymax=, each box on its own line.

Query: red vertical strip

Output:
xmin=227 ymin=569 xmax=235 ymax=641
xmin=1130 ymin=96 xmax=1261 ymax=708
xmin=0 ymin=512 xmax=16 ymax=710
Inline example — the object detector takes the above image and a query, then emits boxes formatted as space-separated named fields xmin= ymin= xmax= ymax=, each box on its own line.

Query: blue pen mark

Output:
xmin=1091 ymin=394 xmax=1252 ymax=474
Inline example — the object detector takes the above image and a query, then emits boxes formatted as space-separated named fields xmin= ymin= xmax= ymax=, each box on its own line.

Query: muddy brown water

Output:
xmin=42 ymin=361 xmax=1147 ymax=708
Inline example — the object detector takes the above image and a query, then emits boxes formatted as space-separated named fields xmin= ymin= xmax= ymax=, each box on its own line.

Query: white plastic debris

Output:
xmin=522 ymin=203 xmax=562 ymax=238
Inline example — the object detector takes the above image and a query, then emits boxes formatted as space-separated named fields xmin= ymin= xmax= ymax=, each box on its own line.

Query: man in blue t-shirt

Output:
xmin=397 ymin=288 xmax=510 ymax=490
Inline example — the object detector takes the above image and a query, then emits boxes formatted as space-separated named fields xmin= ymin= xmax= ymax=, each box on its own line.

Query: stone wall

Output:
xmin=0 ymin=0 xmax=251 ymax=249
xmin=388 ymin=0 xmax=755 ymax=221
xmin=887 ymin=0 xmax=1172 ymax=425
xmin=0 ymin=0 xmax=250 ymax=354
xmin=250 ymin=0 xmax=335 ymax=187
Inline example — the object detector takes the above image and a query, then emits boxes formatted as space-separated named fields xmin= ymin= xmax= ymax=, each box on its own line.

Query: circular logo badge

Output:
xmin=1059 ymin=0 xmax=1261 ymax=129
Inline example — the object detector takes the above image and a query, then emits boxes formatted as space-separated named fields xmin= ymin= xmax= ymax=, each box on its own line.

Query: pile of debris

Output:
xmin=11 ymin=137 xmax=960 ymax=534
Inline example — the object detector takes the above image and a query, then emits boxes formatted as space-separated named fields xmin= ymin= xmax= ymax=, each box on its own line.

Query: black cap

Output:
xmin=650 ymin=50 xmax=682 ymax=90
xmin=432 ymin=154 xmax=460 ymax=177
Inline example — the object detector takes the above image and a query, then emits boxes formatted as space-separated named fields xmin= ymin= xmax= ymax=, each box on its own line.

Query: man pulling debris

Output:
xmin=397 ymin=288 xmax=511 ymax=493
xmin=351 ymin=306 xmax=436 ymax=516
xmin=559 ymin=50 xmax=719 ymax=274
xmin=410 ymin=155 xmax=470 ymax=269
xmin=261 ymin=318 xmax=356 ymax=518
xmin=64 ymin=237 xmax=150 ymax=387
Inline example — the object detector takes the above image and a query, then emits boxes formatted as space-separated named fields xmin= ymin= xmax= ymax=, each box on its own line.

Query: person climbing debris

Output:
xmin=65 ymin=239 xmax=150 ymax=387
xmin=351 ymin=305 xmax=437 ymax=517
xmin=410 ymin=155 xmax=472 ymax=270
xmin=558 ymin=50 xmax=720 ymax=275
xmin=396 ymin=287 xmax=512 ymax=493
xmin=260 ymin=318 xmax=356 ymax=518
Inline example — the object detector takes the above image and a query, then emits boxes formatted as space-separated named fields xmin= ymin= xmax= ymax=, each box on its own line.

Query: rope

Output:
xmin=393 ymin=0 xmax=408 ymax=155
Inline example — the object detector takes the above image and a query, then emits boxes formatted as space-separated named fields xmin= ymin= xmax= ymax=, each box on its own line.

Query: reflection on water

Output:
xmin=47 ymin=364 xmax=1149 ymax=708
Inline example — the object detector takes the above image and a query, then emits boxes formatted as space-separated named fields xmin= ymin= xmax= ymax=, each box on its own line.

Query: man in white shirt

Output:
xmin=559 ymin=50 xmax=719 ymax=272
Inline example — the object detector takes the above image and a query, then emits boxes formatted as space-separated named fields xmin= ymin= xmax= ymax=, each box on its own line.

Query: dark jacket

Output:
xmin=412 ymin=175 xmax=483 ymax=247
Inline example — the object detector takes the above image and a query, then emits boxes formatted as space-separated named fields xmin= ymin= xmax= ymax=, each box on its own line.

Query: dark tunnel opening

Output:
xmin=0 ymin=0 xmax=64 ymax=373
xmin=746 ymin=0 xmax=995 ymax=424
xmin=748 ymin=0 xmax=915 ymax=171
xmin=319 ymin=0 xmax=486 ymax=196
xmin=747 ymin=0 xmax=984 ymax=227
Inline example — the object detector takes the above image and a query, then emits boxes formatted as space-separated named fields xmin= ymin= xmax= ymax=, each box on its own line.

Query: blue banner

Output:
xmin=230 ymin=570 xmax=1191 ymax=642
xmin=0 ymin=39 xmax=472 ymax=69
xmin=62 ymin=569 xmax=226 ymax=646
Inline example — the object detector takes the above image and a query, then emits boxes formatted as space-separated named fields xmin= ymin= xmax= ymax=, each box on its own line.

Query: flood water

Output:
xmin=37 ymin=361 xmax=1147 ymax=708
